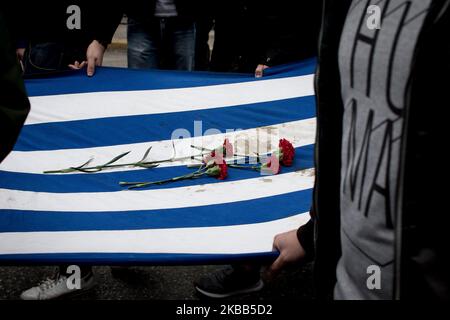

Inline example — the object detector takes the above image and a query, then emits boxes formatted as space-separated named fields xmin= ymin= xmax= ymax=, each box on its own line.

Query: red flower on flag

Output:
xmin=218 ymin=163 xmax=228 ymax=180
xmin=203 ymin=139 xmax=234 ymax=164
xmin=205 ymin=158 xmax=228 ymax=180
xmin=278 ymin=139 xmax=295 ymax=167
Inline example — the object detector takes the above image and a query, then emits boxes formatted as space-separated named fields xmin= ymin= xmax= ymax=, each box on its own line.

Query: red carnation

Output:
xmin=218 ymin=163 xmax=228 ymax=180
xmin=206 ymin=159 xmax=228 ymax=180
xmin=278 ymin=139 xmax=295 ymax=166
xmin=203 ymin=139 xmax=233 ymax=164
xmin=203 ymin=150 xmax=215 ymax=164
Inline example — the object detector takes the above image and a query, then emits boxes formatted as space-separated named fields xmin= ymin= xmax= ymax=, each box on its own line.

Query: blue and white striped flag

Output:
xmin=0 ymin=59 xmax=316 ymax=264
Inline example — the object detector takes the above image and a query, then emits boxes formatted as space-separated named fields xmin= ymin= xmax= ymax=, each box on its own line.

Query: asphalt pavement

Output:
xmin=0 ymin=264 xmax=313 ymax=300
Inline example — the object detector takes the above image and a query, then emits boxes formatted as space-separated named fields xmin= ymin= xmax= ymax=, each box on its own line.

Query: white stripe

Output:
xmin=0 ymin=170 xmax=314 ymax=212
xmin=0 ymin=119 xmax=316 ymax=174
xmin=25 ymin=75 xmax=314 ymax=125
xmin=0 ymin=213 xmax=310 ymax=255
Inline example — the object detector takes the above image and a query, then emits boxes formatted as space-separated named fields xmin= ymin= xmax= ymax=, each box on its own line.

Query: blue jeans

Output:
xmin=23 ymin=42 xmax=85 ymax=76
xmin=127 ymin=17 xmax=196 ymax=71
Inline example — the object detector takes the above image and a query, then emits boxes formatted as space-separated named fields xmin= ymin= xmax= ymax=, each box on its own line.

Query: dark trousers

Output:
xmin=23 ymin=42 xmax=86 ymax=76
xmin=127 ymin=16 xmax=196 ymax=71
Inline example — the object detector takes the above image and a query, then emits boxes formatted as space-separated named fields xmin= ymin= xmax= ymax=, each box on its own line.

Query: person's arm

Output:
xmin=79 ymin=4 xmax=124 ymax=76
xmin=296 ymin=218 xmax=316 ymax=261
xmin=0 ymin=11 xmax=30 ymax=163
xmin=254 ymin=1 xmax=322 ymax=77
xmin=84 ymin=40 xmax=107 ymax=77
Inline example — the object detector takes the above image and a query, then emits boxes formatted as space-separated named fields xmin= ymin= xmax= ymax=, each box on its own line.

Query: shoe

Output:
xmin=194 ymin=266 xmax=264 ymax=298
xmin=20 ymin=272 xmax=96 ymax=300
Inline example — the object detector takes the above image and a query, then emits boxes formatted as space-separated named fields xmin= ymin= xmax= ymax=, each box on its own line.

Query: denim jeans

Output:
xmin=23 ymin=42 xmax=85 ymax=76
xmin=127 ymin=17 xmax=196 ymax=71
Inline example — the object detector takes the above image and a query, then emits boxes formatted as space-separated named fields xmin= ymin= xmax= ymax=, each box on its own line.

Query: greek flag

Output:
xmin=0 ymin=59 xmax=316 ymax=264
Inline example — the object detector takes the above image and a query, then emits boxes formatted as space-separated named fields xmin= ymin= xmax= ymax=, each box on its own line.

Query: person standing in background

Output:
xmin=206 ymin=0 xmax=322 ymax=76
xmin=12 ymin=1 xmax=121 ymax=299
xmin=127 ymin=0 xmax=202 ymax=70
xmin=270 ymin=0 xmax=450 ymax=300
xmin=194 ymin=0 xmax=323 ymax=299
xmin=0 ymin=9 xmax=30 ymax=163
xmin=12 ymin=1 xmax=118 ymax=77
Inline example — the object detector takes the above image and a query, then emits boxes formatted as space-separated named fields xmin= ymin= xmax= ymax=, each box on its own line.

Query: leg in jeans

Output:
xmin=166 ymin=18 xmax=196 ymax=71
xmin=24 ymin=42 xmax=86 ymax=76
xmin=127 ymin=17 xmax=161 ymax=69
xmin=23 ymin=42 xmax=65 ymax=75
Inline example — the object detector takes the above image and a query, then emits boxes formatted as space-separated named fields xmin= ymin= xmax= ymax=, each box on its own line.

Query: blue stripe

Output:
xmin=0 ymin=252 xmax=280 ymax=266
xmin=0 ymin=189 xmax=312 ymax=232
xmin=15 ymin=96 xmax=315 ymax=151
xmin=25 ymin=59 xmax=316 ymax=97
xmin=0 ymin=145 xmax=314 ymax=193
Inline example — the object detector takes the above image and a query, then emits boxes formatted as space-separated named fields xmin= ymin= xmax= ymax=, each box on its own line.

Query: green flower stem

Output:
xmin=43 ymin=161 xmax=158 ymax=174
xmin=191 ymin=145 xmax=262 ymax=162
xmin=44 ymin=153 xmax=207 ymax=174
xmin=120 ymin=166 xmax=207 ymax=190
xmin=227 ymin=164 xmax=261 ymax=172
xmin=151 ymin=153 xmax=206 ymax=165
xmin=191 ymin=145 xmax=213 ymax=152
xmin=120 ymin=173 xmax=202 ymax=189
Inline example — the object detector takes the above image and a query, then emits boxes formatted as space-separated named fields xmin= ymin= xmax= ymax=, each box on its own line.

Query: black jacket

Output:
xmin=10 ymin=1 xmax=117 ymax=47
xmin=8 ymin=1 xmax=204 ymax=63
xmin=0 ymin=11 xmax=30 ymax=163
xmin=9 ymin=0 xmax=205 ymax=47
xmin=297 ymin=0 xmax=450 ymax=300
xmin=257 ymin=1 xmax=322 ymax=67
xmin=210 ymin=0 xmax=322 ymax=72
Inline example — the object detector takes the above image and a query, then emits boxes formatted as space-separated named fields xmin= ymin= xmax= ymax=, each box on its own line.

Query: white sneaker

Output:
xmin=20 ymin=273 xmax=96 ymax=300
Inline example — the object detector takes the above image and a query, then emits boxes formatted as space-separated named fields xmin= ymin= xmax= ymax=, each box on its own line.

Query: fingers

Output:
xmin=266 ymin=229 xmax=307 ymax=280
xmin=87 ymin=52 xmax=103 ymax=76
xmin=85 ymin=40 xmax=106 ymax=77
xmin=87 ymin=56 xmax=96 ymax=77
xmin=68 ymin=61 xmax=87 ymax=70
xmin=255 ymin=65 xmax=264 ymax=78
xmin=16 ymin=48 xmax=26 ymax=72
xmin=16 ymin=48 xmax=25 ymax=61
xmin=18 ymin=59 xmax=24 ymax=73
xmin=267 ymin=234 xmax=284 ymax=280
xmin=272 ymin=233 xmax=282 ymax=251
xmin=255 ymin=64 xmax=269 ymax=78
xmin=96 ymin=54 xmax=103 ymax=67
xmin=267 ymin=254 xmax=284 ymax=280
